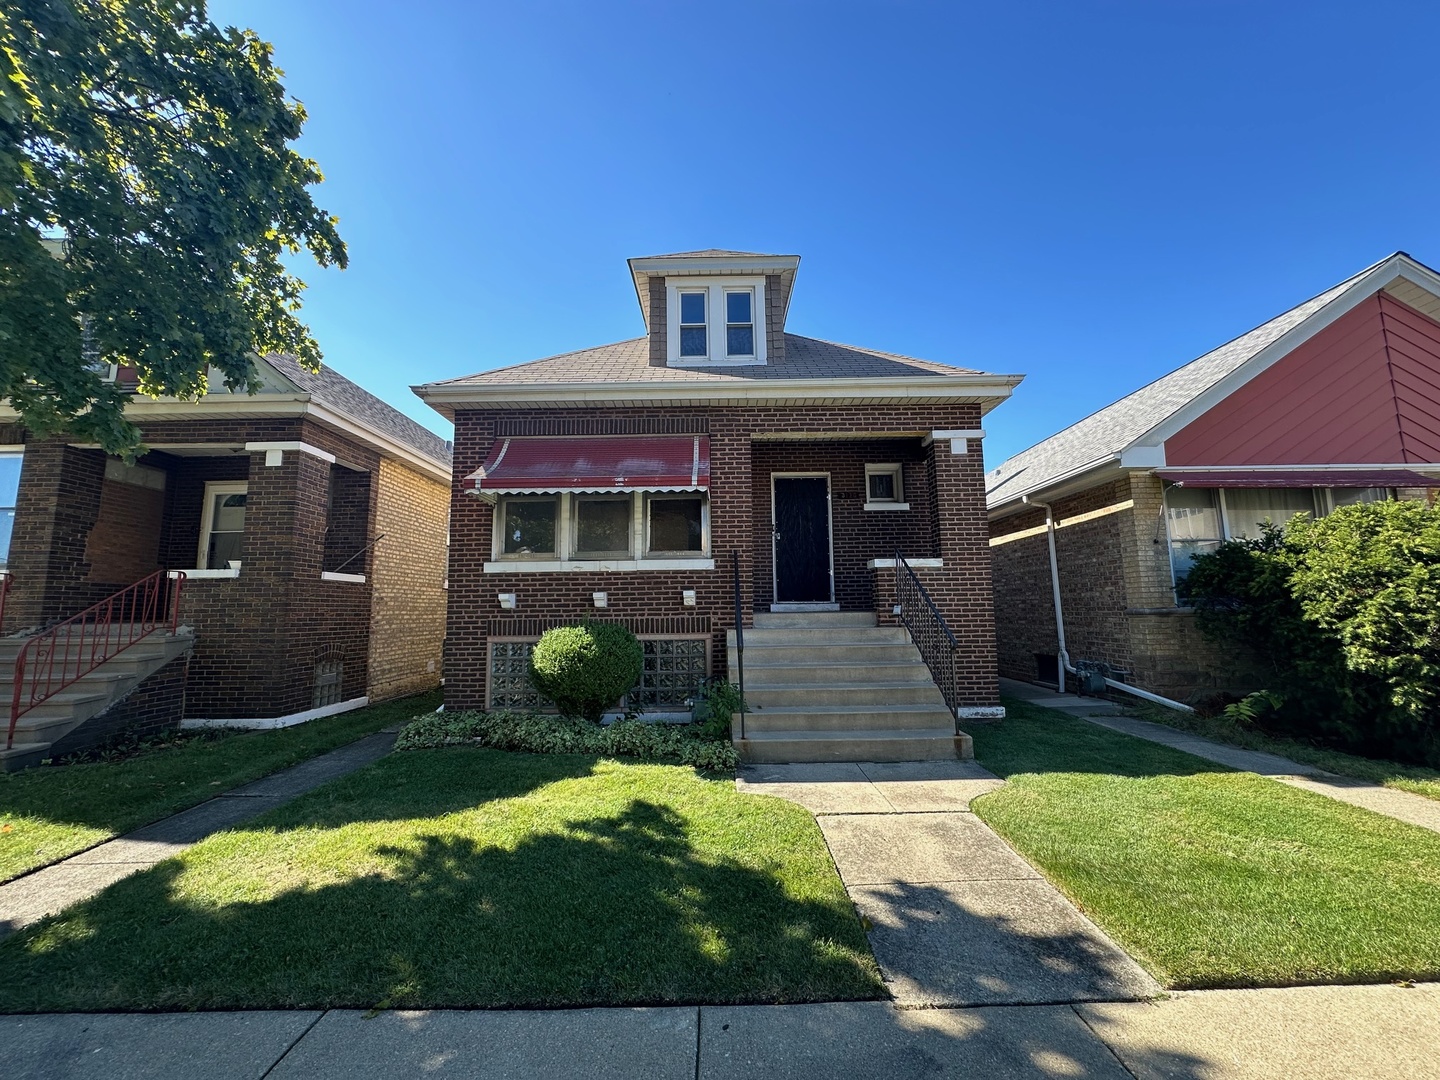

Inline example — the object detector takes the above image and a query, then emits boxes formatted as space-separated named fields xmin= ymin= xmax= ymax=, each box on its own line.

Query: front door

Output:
xmin=772 ymin=475 xmax=833 ymax=603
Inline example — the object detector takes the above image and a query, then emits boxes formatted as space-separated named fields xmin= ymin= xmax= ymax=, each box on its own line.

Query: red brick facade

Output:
xmin=445 ymin=403 xmax=1001 ymax=712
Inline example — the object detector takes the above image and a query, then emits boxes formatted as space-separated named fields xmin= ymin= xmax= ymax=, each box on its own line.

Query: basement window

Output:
xmin=313 ymin=659 xmax=344 ymax=708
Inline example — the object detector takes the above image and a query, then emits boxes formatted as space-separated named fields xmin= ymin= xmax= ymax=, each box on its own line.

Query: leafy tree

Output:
xmin=0 ymin=0 xmax=345 ymax=455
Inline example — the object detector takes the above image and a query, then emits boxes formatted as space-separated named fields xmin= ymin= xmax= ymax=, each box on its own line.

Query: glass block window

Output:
xmin=489 ymin=640 xmax=547 ymax=709
xmin=630 ymin=638 xmax=708 ymax=710
xmin=313 ymin=660 xmax=344 ymax=708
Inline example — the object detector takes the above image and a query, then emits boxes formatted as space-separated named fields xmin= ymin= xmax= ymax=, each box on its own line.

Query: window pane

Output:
xmin=649 ymin=497 xmax=703 ymax=552
xmin=207 ymin=530 xmax=243 ymax=570
xmin=575 ymin=498 xmax=632 ymax=554
xmin=1224 ymin=488 xmax=1315 ymax=539
xmin=868 ymin=471 xmax=896 ymax=501
xmin=1329 ymin=487 xmax=1389 ymax=508
xmin=211 ymin=492 xmax=246 ymax=532
xmin=725 ymin=325 xmax=754 ymax=356
xmin=680 ymin=326 xmax=708 ymax=357
xmin=1165 ymin=486 xmax=1221 ymax=542
xmin=0 ymin=454 xmax=21 ymax=507
xmin=502 ymin=498 xmax=557 ymax=555
xmin=1170 ymin=539 xmax=1222 ymax=583
xmin=726 ymin=291 xmax=751 ymax=323
xmin=0 ymin=508 xmax=13 ymax=568
xmin=680 ymin=292 xmax=706 ymax=324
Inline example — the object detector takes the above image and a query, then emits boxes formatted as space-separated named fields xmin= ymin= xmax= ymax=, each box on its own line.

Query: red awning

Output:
xmin=1154 ymin=468 xmax=1440 ymax=488
xmin=463 ymin=436 xmax=710 ymax=496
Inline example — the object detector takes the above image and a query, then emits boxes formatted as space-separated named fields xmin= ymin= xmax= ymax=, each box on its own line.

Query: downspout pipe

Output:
xmin=1022 ymin=496 xmax=1195 ymax=714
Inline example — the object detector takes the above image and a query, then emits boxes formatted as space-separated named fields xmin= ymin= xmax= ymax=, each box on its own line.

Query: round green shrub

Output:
xmin=528 ymin=622 xmax=643 ymax=724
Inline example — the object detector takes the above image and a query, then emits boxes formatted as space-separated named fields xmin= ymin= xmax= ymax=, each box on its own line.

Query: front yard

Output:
xmin=0 ymin=691 xmax=440 ymax=883
xmin=0 ymin=748 xmax=881 ymax=1011
xmin=971 ymin=699 xmax=1440 ymax=989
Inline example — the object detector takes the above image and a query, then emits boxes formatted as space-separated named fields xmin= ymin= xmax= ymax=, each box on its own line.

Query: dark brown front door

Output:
xmin=772 ymin=475 xmax=832 ymax=603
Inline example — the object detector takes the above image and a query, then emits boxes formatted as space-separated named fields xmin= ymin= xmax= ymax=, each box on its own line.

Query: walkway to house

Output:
xmin=999 ymin=678 xmax=1440 ymax=835
xmin=5 ymin=982 xmax=1436 ymax=1078
xmin=0 ymin=731 xmax=398 ymax=938
xmin=736 ymin=760 xmax=1159 ymax=1007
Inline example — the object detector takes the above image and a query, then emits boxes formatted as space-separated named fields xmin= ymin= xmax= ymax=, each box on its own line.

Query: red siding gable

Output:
xmin=1166 ymin=293 xmax=1440 ymax=466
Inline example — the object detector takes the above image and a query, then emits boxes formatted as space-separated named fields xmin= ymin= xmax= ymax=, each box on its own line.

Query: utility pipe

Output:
xmin=1022 ymin=495 xmax=1195 ymax=714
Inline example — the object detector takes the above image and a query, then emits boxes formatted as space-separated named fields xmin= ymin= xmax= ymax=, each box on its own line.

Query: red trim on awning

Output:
xmin=1154 ymin=468 xmax=1440 ymax=488
xmin=463 ymin=436 xmax=710 ymax=495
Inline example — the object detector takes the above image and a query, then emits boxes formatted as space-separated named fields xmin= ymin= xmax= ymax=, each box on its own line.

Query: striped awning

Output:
xmin=463 ymin=435 xmax=710 ymax=497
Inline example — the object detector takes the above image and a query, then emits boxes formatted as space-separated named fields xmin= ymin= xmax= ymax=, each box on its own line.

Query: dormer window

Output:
xmin=666 ymin=277 xmax=767 ymax=366
xmin=679 ymin=291 xmax=707 ymax=357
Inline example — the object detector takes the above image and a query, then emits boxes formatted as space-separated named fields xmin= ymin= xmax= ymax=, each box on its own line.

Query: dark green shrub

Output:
xmin=528 ymin=622 xmax=644 ymax=724
xmin=1182 ymin=502 xmax=1440 ymax=764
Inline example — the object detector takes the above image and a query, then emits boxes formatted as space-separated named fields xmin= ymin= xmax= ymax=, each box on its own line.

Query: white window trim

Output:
xmin=666 ymin=276 xmax=767 ymax=367
xmin=863 ymin=463 xmax=907 ymax=511
xmin=491 ymin=491 xmax=710 ymax=568
xmin=197 ymin=480 xmax=247 ymax=571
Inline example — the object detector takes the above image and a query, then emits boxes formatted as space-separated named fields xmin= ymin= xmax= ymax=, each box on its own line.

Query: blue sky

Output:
xmin=209 ymin=0 xmax=1440 ymax=466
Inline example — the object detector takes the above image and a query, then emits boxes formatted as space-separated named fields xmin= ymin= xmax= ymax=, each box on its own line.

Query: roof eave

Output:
xmin=986 ymin=456 xmax=1128 ymax=519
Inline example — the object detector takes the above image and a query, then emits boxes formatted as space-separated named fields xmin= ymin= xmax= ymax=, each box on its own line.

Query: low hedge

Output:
xmin=395 ymin=710 xmax=739 ymax=771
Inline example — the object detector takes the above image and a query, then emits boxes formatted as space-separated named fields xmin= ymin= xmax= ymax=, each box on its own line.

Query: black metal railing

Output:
xmin=732 ymin=549 xmax=745 ymax=740
xmin=894 ymin=551 xmax=960 ymax=728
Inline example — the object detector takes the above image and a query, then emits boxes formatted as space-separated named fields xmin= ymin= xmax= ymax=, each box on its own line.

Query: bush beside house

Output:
xmin=1182 ymin=500 xmax=1440 ymax=765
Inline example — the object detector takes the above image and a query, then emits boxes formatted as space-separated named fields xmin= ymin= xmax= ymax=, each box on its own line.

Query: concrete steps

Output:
xmin=728 ymin=611 xmax=969 ymax=764
xmin=0 ymin=628 xmax=195 ymax=771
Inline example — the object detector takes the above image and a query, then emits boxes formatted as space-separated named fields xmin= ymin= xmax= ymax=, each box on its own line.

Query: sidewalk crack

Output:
xmin=1069 ymin=1003 xmax=1140 ymax=1079
xmin=260 ymin=1009 xmax=327 ymax=1078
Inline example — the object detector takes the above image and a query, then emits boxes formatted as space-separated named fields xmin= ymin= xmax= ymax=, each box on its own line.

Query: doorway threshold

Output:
xmin=769 ymin=602 xmax=841 ymax=613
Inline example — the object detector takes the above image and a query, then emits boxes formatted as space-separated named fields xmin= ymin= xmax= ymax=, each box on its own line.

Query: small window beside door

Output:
xmin=0 ymin=450 xmax=22 ymax=571
xmin=198 ymin=481 xmax=247 ymax=570
xmin=864 ymin=464 xmax=908 ymax=510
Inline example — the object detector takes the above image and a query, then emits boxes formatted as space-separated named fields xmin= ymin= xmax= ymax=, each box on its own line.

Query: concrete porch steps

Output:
xmin=728 ymin=611 xmax=968 ymax=764
xmin=0 ymin=627 xmax=195 ymax=771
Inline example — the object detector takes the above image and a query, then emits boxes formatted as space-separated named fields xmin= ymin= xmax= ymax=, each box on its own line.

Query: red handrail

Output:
xmin=6 ymin=570 xmax=184 ymax=750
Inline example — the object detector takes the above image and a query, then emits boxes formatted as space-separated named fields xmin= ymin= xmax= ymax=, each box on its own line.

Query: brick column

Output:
xmin=925 ymin=433 xmax=1002 ymax=712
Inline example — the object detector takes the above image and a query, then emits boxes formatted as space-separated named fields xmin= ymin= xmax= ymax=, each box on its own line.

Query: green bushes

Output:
xmin=692 ymin=680 xmax=744 ymax=739
xmin=528 ymin=622 xmax=643 ymax=723
xmin=394 ymin=710 xmax=739 ymax=771
xmin=1181 ymin=500 xmax=1440 ymax=765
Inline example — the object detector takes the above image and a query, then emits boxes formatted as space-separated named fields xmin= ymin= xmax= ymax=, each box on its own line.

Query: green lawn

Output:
xmin=971 ymin=698 xmax=1440 ymax=990
xmin=0 ymin=691 xmax=440 ymax=883
xmin=1128 ymin=701 xmax=1440 ymax=802
xmin=0 ymin=749 xmax=882 ymax=1011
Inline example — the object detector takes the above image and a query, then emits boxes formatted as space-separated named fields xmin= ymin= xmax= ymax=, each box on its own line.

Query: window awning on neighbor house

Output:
xmin=462 ymin=435 xmax=711 ymax=496
xmin=1154 ymin=468 xmax=1440 ymax=488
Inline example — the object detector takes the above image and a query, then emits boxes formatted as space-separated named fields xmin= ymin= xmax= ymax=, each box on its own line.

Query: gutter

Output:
xmin=1022 ymin=495 xmax=1195 ymax=714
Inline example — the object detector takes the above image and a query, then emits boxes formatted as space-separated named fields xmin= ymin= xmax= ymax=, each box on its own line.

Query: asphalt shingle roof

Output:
xmin=428 ymin=334 xmax=986 ymax=386
xmin=985 ymin=265 xmax=1379 ymax=508
xmin=264 ymin=354 xmax=452 ymax=466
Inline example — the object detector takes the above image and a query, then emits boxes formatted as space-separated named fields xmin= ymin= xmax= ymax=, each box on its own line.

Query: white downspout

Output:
xmin=1022 ymin=495 xmax=1195 ymax=714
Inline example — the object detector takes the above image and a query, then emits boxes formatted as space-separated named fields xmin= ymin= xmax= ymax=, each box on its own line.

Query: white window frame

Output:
xmin=863 ymin=463 xmax=909 ymax=511
xmin=571 ymin=494 xmax=636 ymax=559
xmin=197 ymin=480 xmax=248 ymax=570
xmin=494 ymin=494 xmax=562 ymax=560
xmin=677 ymin=289 xmax=708 ymax=360
xmin=490 ymin=491 xmax=711 ymax=566
xmin=643 ymin=492 xmax=711 ymax=558
xmin=666 ymin=277 xmax=767 ymax=367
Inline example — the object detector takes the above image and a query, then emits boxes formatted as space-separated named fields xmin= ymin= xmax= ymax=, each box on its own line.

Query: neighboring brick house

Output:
xmin=987 ymin=251 xmax=1440 ymax=701
xmin=0 ymin=354 xmax=451 ymax=758
xmin=414 ymin=250 xmax=1022 ymax=762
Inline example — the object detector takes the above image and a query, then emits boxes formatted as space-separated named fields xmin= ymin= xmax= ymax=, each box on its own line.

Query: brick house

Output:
xmin=987 ymin=251 xmax=1440 ymax=702
xmin=414 ymin=250 xmax=1022 ymax=762
xmin=0 ymin=355 xmax=451 ymax=767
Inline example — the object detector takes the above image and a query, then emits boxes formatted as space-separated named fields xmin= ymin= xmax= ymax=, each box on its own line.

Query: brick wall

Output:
xmin=323 ymin=464 xmax=372 ymax=574
xmin=368 ymin=456 xmax=448 ymax=701
xmin=84 ymin=472 xmax=164 ymax=586
xmin=45 ymin=652 xmax=189 ymax=757
xmin=446 ymin=403 xmax=1000 ymax=712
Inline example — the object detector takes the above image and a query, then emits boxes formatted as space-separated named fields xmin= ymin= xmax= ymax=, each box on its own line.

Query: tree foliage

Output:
xmin=1182 ymin=501 xmax=1440 ymax=765
xmin=0 ymin=0 xmax=345 ymax=454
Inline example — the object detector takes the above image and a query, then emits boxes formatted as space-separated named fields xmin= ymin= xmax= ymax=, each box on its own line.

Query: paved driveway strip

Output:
xmin=737 ymin=760 xmax=1160 ymax=1008
xmin=0 ymin=731 xmax=397 ymax=939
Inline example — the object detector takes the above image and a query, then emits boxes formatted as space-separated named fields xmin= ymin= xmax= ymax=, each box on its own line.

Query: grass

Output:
xmin=0 ymin=691 xmax=440 ymax=883
xmin=970 ymin=698 xmax=1440 ymax=990
xmin=1126 ymin=700 xmax=1440 ymax=802
xmin=0 ymin=748 xmax=882 ymax=1011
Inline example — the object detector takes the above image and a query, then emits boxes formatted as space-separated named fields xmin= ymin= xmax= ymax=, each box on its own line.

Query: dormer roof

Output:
xmin=627 ymin=250 xmax=801 ymax=332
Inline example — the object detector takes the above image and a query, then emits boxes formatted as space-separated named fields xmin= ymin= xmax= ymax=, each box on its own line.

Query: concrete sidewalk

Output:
xmin=5 ymin=982 xmax=1436 ymax=1079
xmin=1000 ymin=678 xmax=1440 ymax=835
xmin=0 ymin=731 xmax=398 ymax=939
xmin=738 ymin=760 xmax=1159 ymax=1008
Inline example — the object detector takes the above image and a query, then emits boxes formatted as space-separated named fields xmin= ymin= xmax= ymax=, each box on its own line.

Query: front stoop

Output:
xmin=729 ymin=611 xmax=971 ymax=763
xmin=0 ymin=627 xmax=195 ymax=771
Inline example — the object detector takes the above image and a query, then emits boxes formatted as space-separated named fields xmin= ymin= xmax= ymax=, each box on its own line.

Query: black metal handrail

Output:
xmin=894 ymin=551 xmax=960 ymax=729
xmin=732 ymin=549 xmax=745 ymax=740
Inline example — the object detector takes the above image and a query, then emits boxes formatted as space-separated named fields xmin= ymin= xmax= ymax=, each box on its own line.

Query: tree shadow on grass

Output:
xmin=0 ymin=794 xmax=882 ymax=1012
